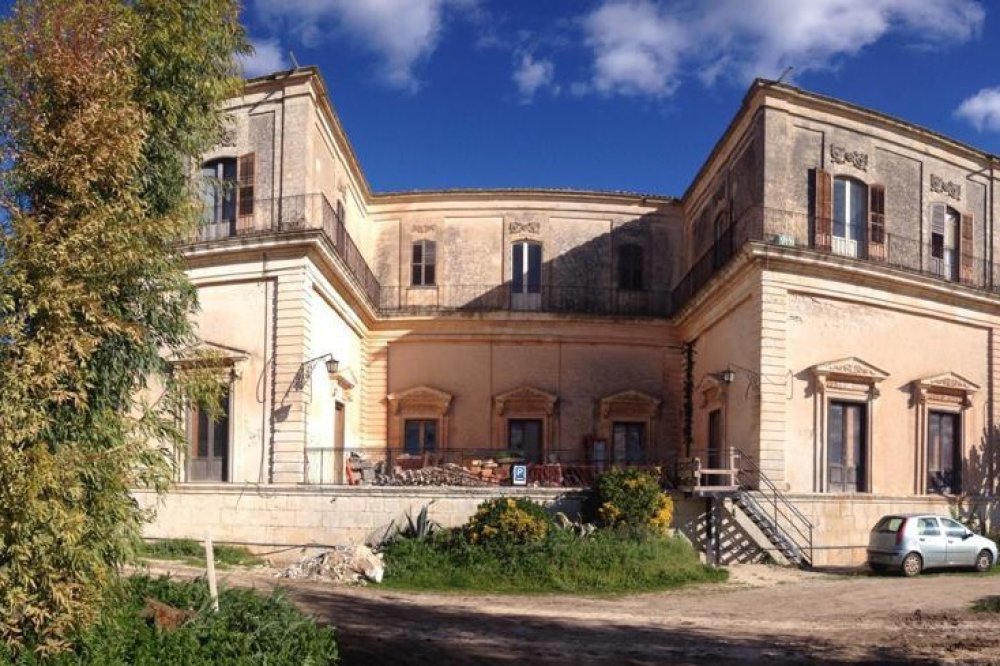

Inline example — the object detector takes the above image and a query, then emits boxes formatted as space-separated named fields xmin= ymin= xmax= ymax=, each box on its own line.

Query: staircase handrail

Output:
xmin=733 ymin=447 xmax=813 ymax=565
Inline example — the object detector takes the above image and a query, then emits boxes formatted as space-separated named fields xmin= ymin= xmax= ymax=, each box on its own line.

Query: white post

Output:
xmin=205 ymin=534 xmax=219 ymax=612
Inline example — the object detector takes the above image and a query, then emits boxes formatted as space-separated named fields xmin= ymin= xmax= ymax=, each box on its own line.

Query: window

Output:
xmin=930 ymin=204 xmax=960 ymax=281
xmin=827 ymin=400 xmax=866 ymax=492
xmin=928 ymin=411 xmax=961 ymax=494
xmin=511 ymin=241 xmax=542 ymax=294
xmin=511 ymin=241 xmax=542 ymax=310
xmin=940 ymin=517 xmax=968 ymax=539
xmin=508 ymin=419 xmax=543 ymax=463
xmin=411 ymin=240 xmax=437 ymax=286
xmin=832 ymin=177 xmax=867 ymax=258
xmin=618 ymin=244 xmax=644 ymax=291
xmin=187 ymin=388 xmax=230 ymax=482
xmin=200 ymin=158 xmax=237 ymax=227
xmin=404 ymin=419 xmax=438 ymax=455
xmin=917 ymin=517 xmax=941 ymax=537
xmin=612 ymin=422 xmax=645 ymax=465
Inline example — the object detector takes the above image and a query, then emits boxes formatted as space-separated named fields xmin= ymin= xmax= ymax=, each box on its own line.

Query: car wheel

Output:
xmin=974 ymin=549 xmax=993 ymax=573
xmin=901 ymin=552 xmax=923 ymax=577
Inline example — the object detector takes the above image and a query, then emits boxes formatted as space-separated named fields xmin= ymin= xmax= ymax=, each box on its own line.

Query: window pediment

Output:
xmin=494 ymin=386 xmax=558 ymax=416
xmin=169 ymin=341 xmax=249 ymax=379
xmin=599 ymin=390 xmax=661 ymax=419
xmin=388 ymin=385 xmax=453 ymax=416
xmin=912 ymin=372 xmax=978 ymax=407
xmin=811 ymin=357 xmax=888 ymax=383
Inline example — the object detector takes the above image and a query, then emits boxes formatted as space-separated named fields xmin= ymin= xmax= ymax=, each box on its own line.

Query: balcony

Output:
xmin=380 ymin=284 xmax=672 ymax=318
xmin=190 ymin=193 xmax=381 ymax=309
xmin=671 ymin=205 xmax=999 ymax=314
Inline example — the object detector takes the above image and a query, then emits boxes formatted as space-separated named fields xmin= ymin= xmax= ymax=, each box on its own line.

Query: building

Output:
xmin=137 ymin=66 xmax=1000 ymax=566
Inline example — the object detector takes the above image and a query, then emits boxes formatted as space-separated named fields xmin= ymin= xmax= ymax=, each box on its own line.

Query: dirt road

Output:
xmin=144 ymin=562 xmax=1000 ymax=665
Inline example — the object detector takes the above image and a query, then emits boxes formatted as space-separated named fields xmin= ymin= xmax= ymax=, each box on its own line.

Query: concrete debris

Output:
xmin=276 ymin=545 xmax=384 ymax=585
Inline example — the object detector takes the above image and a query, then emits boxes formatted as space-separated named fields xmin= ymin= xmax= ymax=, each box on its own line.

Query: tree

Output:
xmin=0 ymin=0 xmax=248 ymax=654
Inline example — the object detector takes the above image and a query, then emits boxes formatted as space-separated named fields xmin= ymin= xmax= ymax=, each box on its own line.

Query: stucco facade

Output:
xmin=143 ymin=67 xmax=1000 ymax=566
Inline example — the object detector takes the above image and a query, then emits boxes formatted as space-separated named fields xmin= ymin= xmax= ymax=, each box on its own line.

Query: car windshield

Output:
xmin=874 ymin=516 xmax=905 ymax=533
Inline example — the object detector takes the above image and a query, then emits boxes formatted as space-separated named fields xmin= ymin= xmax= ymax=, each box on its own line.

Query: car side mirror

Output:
xmin=963 ymin=531 xmax=974 ymax=540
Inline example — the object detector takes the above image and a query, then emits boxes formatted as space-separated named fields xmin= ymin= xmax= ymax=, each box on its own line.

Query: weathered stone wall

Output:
xmin=135 ymin=485 xmax=585 ymax=551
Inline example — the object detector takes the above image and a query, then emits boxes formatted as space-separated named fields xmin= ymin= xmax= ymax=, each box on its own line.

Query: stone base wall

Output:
xmin=673 ymin=493 xmax=999 ymax=568
xmin=135 ymin=484 xmax=585 ymax=557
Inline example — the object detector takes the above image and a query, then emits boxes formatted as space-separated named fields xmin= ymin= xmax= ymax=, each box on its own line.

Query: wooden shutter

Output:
xmin=424 ymin=241 xmax=436 ymax=285
xmin=813 ymin=168 xmax=832 ymax=251
xmin=960 ymin=212 xmax=974 ymax=285
xmin=236 ymin=153 xmax=255 ymax=233
xmin=930 ymin=203 xmax=945 ymax=259
xmin=868 ymin=184 xmax=886 ymax=261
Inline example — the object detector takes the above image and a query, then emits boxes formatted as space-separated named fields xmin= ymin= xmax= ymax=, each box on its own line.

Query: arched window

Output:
xmin=930 ymin=203 xmax=960 ymax=281
xmin=832 ymin=176 xmax=867 ymax=258
xmin=618 ymin=244 xmax=643 ymax=291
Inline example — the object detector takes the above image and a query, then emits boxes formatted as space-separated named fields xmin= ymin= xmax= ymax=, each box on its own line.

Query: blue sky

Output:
xmin=240 ymin=1 xmax=1000 ymax=197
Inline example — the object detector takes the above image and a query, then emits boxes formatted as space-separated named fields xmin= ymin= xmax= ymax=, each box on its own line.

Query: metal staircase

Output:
xmin=732 ymin=448 xmax=813 ymax=568
xmin=677 ymin=447 xmax=813 ymax=568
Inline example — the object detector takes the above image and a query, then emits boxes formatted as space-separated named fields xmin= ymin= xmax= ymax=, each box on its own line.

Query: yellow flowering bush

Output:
xmin=596 ymin=469 xmax=673 ymax=534
xmin=466 ymin=497 xmax=551 ymax=547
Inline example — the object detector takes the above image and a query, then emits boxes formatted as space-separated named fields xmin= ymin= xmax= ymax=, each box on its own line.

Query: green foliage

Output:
xmin=0 ymin=0 xmax=249 ymax=655
xmin=138 ymin=540 xmax=263 ymax=568
xmin=972 ymin=595 xmax=1000 ymax=613
xmin=383 ymin=529 xmax=726 ymax=594
xmin=465 ymin=497 xmax=552 ymax=548
xmin=595 ymin=469 xmax=673 ymax=533
xmin=0 ymin=576 xmax=338 ymax=665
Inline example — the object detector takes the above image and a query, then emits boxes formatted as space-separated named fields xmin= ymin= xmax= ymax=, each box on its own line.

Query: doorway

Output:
xmin=827 ymin=401 xmax=866 ymax=492
xmin=508 ymin=419 xmax=543 ymax=463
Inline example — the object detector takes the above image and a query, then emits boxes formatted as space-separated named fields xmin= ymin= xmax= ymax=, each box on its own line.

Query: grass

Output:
xmin=381 ymin=529 xmax=727 ymax=595
xmin=0 ymin=576 xmax=337 ymax=665
xmin=138 ymin=538 xmax=263 ymax=568
xmin=972 ymin=595 xmax=1000 ymax=613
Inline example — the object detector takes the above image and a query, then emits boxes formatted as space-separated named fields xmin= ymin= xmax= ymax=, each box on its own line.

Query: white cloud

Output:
xmin=254 ymin=0 xmax=477 ymax=91
xmin=513 ymin=54 xmax=555 ymax=102
xmin=239 ymin=38 xmax=289 ymax=78
xmin=582 ymin=1 xmax=685 ymax=97
xmin=956 ymin=87 xmax=1000 ymax=132
xmin=580 ymin=0 xmax=984 ymax=97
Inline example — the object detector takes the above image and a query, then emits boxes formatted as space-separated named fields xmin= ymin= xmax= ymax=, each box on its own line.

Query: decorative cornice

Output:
xmin=388 ymin=384 xmax=453 ymax=416
xmin=811 ymin=357 xmax=888 ymax=381
xmin=494 ymin=385 xmax=558 ymax=416
xmin=598 ymin=390 xmax=662 ymax=419
xmin=912 ymin=372 xmax=979 ymax=407
xmin=508 ymin=220 xmax=541 ymax=236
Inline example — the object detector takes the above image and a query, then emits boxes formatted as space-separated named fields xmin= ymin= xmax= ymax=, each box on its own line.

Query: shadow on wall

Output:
xmin=961 ymin=425 xmax=1000 ymax=534
xmin=672 ymin=495 xmax=771 ymax=566
xmin=380 ymin=214 xmax=675 ymax=318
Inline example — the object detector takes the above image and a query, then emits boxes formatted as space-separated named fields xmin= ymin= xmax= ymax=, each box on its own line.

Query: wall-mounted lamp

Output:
xmin=720 ymin=368 xmax=736 ymax=384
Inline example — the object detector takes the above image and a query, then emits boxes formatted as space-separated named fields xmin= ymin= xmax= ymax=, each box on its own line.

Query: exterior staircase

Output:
xmin=677 ymin=447 xmax=813 ymax=568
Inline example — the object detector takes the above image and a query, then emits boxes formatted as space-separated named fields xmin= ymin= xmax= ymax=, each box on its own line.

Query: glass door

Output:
xmin=511 ymin=241 xmax=541 ymax=310
xmin=827 ymin=401 xmax=866 ymax=492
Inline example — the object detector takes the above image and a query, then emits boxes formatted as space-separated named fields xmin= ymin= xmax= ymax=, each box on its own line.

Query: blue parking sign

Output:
xmin=512 ymin=464 xmax=527 ymax=486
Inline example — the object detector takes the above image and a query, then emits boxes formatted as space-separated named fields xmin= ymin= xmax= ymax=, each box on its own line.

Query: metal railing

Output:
xmin=380 ymin=284 xmax=672 ymax=317
xmin=671 ymin=204 xmax=1000 ymax=314
xmin=734 ymin=447 xmax=814 ymax=566
xmin=191 ymin=194 xmax=381 ymax=308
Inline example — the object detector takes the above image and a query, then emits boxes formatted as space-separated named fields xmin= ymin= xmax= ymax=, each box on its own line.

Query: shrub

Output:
xmin=972 ymin=595 xmax=1000 ymax=613
xmin=466 ymin=497 xmax=551 ymax=547
xmin=596 ymin=468 xmax=673 ymax=533
xmin=0 ymin=576 xmax=338 ymax=665
xmin=382 ymin=529 xmax=725 ymax=594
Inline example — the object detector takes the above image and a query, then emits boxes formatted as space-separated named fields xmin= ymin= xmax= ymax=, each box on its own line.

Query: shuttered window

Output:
xmin=868 ymin=184 xmax=886 ymax=261
xmin=236 ymin=152 xmax=255 ymax=233
xmin=960 ymin=212 xmax=974 ymax=285
xmin=812 ymin=168 xmax=833 ymax=251
xmin=930 ymin=203 xmax=959 ymax=282
xmin=411 ymin=240 xmax=437 ymax=286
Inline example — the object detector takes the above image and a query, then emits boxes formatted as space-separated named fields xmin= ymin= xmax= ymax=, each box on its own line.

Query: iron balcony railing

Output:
xmin=192 ymin=193 xmax=381 ymax=309
xmin=380 ymin=284 xmax=672 ymax=317
xmin=670 ymin=204 xmax=1000 ymax=314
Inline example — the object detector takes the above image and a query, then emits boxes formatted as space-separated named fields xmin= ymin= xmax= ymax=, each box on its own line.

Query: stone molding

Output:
xmin=830 ymin=144 xmax=868 ymax=171
xmin=930 ymin=174 xmax=961 ymax=201
xmin=388 ymin=385 xmax=453 ymax=417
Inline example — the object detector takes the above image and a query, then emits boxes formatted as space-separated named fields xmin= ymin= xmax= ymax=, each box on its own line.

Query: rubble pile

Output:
xmin=276 ymin=545 xmax=384 ymax=585
xmin=372 ymin=461 xmax=495 ymax=487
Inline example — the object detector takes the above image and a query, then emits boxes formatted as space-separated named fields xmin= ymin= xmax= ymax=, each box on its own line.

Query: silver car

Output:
xmin=867 ymin=514 xmax=998 ymax=577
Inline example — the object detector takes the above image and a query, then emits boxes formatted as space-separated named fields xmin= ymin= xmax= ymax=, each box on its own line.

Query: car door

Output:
xmin=941 ymin=517 xmax=977 ymax=566
xmin=915 ymin=517 xmax=947 ymax=567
